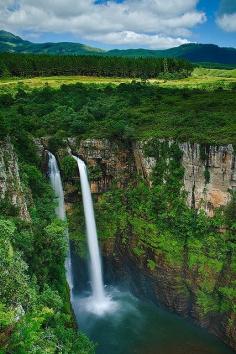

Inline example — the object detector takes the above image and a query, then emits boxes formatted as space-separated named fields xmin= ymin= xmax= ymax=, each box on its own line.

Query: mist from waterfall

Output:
xmin=73 ymin=156 xmax=115 ymax=315
xmin=48 ymin=152 xmax=73 ymax=291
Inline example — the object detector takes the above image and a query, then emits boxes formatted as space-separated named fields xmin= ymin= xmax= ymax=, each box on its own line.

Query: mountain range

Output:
xmin=1 ymin=30 xmax=236 ymax=66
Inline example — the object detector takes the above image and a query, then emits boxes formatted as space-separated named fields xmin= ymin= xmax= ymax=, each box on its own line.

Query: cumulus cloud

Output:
xmin=217 ymin=0 xmax=236 ymax=32
xmin=0 ymin=0 xmax=206 ymax=48
xmin=86 ymin=31 xmax=189 ymax=49
xmin=217 ymin=13 xmax=236 ymax=32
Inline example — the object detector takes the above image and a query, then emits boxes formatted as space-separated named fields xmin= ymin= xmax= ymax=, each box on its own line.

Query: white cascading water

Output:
xmin=48 ymin=152 xmax=73 ymax=292
xmin=74 ymin=156 xmax=115 ymax=315
xmin=73 ymin=157 xmax=105 ymax=299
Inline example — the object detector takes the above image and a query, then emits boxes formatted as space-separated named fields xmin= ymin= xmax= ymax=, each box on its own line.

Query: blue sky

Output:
xmin=192 ymin=0 xmax=236 ymax=47
xmin=0 ymin=0 xmax=235 ymax=49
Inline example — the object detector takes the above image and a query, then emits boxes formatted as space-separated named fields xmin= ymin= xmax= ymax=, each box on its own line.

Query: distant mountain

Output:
xmin=107 ymin=44 xmax=236 ymax=65
xmin=1 ymin=30 xmax=236 ymax=65
xmin=0 ymin=30 xmax=104 ymax=55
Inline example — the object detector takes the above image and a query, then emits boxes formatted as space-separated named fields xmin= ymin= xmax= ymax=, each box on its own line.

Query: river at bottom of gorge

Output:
xmin=71 ymin=284 xmax=234 ymax=354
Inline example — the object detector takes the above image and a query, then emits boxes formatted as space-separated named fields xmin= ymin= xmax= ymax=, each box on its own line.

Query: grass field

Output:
xmin=0 ymin=75 xmax=132 ymax=88
xmin=192 ymin=67 xmax=236 ymax=78
xmin=0 ymin=68 xmax=236 ymax=93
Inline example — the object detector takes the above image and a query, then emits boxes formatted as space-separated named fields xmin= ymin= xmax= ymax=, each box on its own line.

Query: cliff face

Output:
xmin=68 ymin=138 xmax=136 ymax=193
xmin=36 ymin=137 xmax=236 ymax=350
xmin=68 ymin=138 xmax=236 ymax=216
xmin=133 ymin=141 xmax=236 ymax=217
xmin=180 ymin=143 xmax=235 ymax=216
xmin=0 ymin=139 xmax=30 ymax=221
xmin=103 ymin=231 xmax=236 ymax=351
xmin=37 ymin=138 xmax=236 ymax=215
xmin=75 ymin=139 xmax=236 ymax=350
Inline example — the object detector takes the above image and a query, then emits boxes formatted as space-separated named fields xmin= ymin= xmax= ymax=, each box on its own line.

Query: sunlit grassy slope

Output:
xmin=0 ymin=68 xmax=236 ymax=94
xmin=192 ymin=67 xmax=236 ymax=78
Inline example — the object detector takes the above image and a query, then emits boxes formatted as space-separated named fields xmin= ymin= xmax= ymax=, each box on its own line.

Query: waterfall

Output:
xmin=73 ymin=156 xmax=106 ymax=305
xmin=48 ymin=152 xmax=73 ymax=291
xmin=48 ymin=152 xmax=115 ymax=316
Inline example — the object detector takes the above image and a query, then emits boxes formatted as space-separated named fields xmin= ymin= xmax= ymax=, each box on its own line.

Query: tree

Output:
xmin=0 ymin=219 xmax=30 ymax=307
xmin=60 ymin=156 xmax=78 ymax=181
xmin=0 ymin=60 xmax=9 ymax=78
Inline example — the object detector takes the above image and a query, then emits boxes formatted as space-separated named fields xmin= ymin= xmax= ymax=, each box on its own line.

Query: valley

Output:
xmin=0 ymin=67 xmax=235 ymax=354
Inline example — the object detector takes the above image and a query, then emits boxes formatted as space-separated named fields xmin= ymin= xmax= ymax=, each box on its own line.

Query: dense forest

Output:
xmin=0 ymin=53 xmax=193 ymax=79
xmin=0 ymin=81 xmax=235 ymax=144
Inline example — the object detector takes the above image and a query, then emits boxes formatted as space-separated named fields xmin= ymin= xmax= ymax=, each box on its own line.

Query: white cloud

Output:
xmin=87 ymin=31 xmax=189 ymax=49
xmin=217 ymin=13 xmax=236 ymax=32
xmin=0 ymin=0 xmax=206 ymax=49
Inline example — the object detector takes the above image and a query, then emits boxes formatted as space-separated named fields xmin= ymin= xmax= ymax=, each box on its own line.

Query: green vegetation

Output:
xmin=0 ymin=53 xmax=193 ymax=80
xmin=0 ymin=139 xmax=95 ymax=352
xmin=196 ymin=62 xmax=236 ymax=70
xmin=0 ymin=80 xmax=235 ymax=145
xmin=1 ymin=67 xmax=236 ymax=93
xmin=91 ymin=140 xmax=236 ymax=316
xmin=193 ymin=67 xmax=236 ymax=78
xmin=0 ymin=68 xmax=236 ymax=93
xmin=107 ymin=43 xmax=236 ymax=66
xmin=0 ymin=30 xmax=104 ymax=56
xmin=60 ymin=156 xmax=78 ymax=182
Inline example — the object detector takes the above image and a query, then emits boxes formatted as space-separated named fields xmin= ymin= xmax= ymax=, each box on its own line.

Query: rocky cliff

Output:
xmin=68 ymin=138 xmax=136 ymax=193
xmin=102 ymin=228 xmax=236 ymax=351
xmin=35 ymin=138 xmax=236 ymax=216
xmin=36 ymin=137 xmax=236 ymax=351
xmin=133 ymin=141 xmax=236 ymax=217
xmin=0 ymin=139 xmax=30 ymax=221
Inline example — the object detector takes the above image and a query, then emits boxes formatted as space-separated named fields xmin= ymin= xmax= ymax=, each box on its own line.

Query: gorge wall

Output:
xmin=36 ymin=137 xmax=236 ymax=215
xmin=9 ymin=137 xmax=236 ymax=351
xmin=62 ymin=138 xmax=236 ymax=351
xmin=0 ymin=138 xmax=30 ymax=221
xmin=133 ymin=141 xmax=236 ymax=217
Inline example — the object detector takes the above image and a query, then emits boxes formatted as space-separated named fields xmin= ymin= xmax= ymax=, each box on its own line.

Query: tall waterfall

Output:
xmin=73 ymin=156 xmax=106 ymax=306
xmin=48 ymin=152 xmax=72 ymax=291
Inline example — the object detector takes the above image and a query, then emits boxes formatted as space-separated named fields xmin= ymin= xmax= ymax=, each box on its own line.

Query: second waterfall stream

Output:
xmin=48 ymin=152 xmax=73 ymax=291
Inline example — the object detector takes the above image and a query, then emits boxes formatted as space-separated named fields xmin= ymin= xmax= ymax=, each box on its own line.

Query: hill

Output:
xmin=0 ymin=30 xmax=104 ymax=55
xmin=107 ymin=43 xmax=236 ymax=65
xmin=0 ymin=30 xmax=236 ymax=65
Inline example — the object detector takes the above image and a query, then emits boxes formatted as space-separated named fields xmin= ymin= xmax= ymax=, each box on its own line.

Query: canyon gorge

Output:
xmin=1 ymin=136 xmax=235 ymax=351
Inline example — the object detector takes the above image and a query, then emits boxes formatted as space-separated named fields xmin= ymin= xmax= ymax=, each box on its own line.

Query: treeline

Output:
xmin=0 ymin=53 xmax=193 ymax=79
